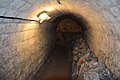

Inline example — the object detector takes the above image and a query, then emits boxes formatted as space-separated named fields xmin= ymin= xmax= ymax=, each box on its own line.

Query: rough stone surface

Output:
xmin=0 ymin=0 xmax=13 ymax=8
xmin=0 ymin=21 xmax=55 ymax=80
xmin=72 ymin=34 xmax=117 ymax=80
xmin=84 ymin=72 xmax=99 ymax=80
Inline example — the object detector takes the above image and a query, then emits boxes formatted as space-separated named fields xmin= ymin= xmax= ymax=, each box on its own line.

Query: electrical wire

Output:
xmin=0 ymin=16 xmax=39 ymax=22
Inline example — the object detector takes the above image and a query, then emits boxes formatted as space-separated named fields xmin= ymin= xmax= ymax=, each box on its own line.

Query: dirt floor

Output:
xmin=32 ymin=46 xmax=73 ymax=80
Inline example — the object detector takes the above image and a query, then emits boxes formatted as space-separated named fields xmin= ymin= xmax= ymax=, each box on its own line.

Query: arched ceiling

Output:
xmin=0 ymin=0 xmax=119 ymax=25
xmin=0 ymin=0 xmax=110 ymax=22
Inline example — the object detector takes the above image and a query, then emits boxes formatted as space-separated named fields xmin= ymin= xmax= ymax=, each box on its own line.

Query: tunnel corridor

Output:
xmin=31 ymin=18 xmax=115 ymax=80
xmin=31 ymin=19 xmax=80 ymax=80
xmin=0 ymin=0 xmax=120 ymax=80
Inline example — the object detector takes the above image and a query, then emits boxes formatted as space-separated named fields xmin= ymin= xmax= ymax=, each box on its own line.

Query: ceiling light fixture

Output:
xmin=37 ymin=11 xmax=51 ymax=23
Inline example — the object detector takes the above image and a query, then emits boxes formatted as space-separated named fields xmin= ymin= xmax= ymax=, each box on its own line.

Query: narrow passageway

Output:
xmin=32 ymin=19 xmax=76 ymax=80
xmin=32 ymin=46 xmax=72 ymax=80
xmin=1 ymin=1 xmax=120 ymax=80
xmin=31 ymin=18 xmax=116 ymax=80
xmin=31 ymin=18 xmax=81 ymax=80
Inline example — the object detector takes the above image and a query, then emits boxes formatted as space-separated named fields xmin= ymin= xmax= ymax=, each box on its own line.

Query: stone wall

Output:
xmin=0 ymin=18 xmax=55 ymax=80
xmin=66 ymin=0 xmax=120 ymax=78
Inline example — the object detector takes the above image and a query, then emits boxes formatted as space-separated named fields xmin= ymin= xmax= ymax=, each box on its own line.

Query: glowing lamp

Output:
xmin=37 ymin=11 xmax=51 ymax=23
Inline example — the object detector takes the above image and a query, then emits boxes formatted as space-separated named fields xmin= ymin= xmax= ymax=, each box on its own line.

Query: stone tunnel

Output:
xmin=0 ymin=0 xmax=120 ymax=80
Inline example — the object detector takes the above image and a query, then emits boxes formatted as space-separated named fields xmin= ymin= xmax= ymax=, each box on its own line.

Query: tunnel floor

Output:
xmin=32 ymin=46 xmax=72 ymax=80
